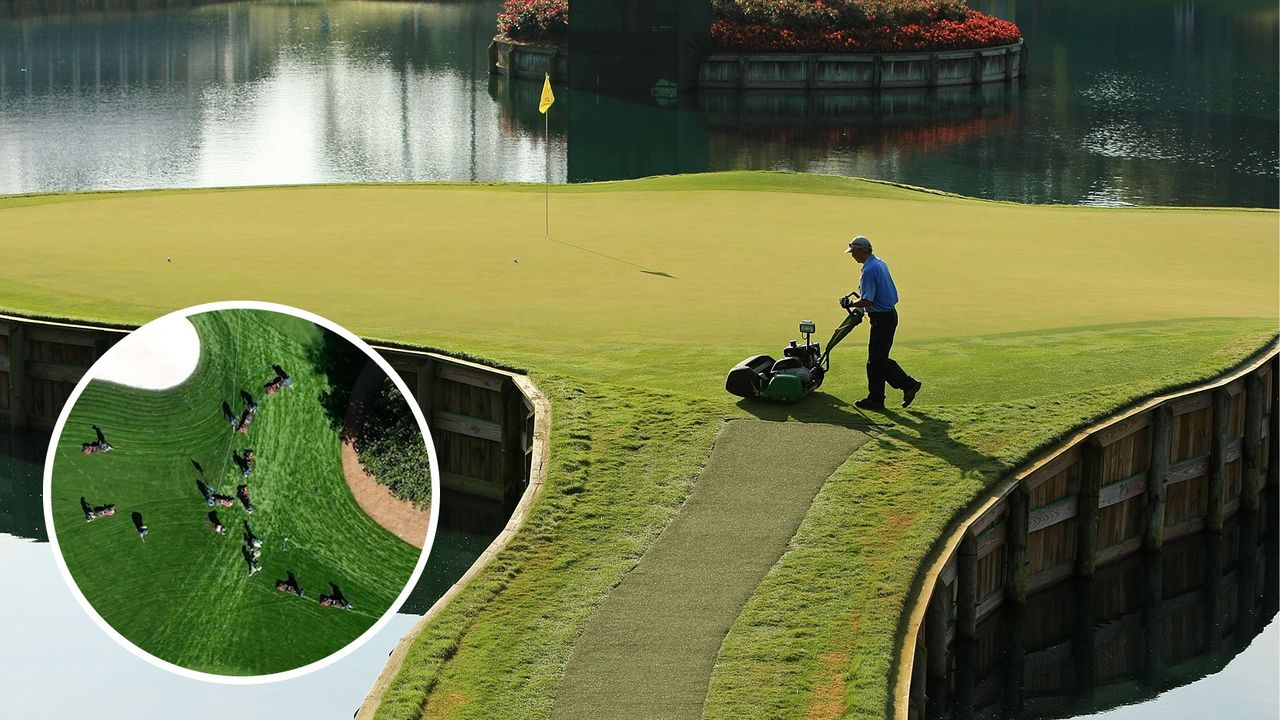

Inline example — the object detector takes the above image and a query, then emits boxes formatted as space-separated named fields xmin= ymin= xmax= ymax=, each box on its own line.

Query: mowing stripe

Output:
xmin=552 ymin=419 xmax=868 ymax=720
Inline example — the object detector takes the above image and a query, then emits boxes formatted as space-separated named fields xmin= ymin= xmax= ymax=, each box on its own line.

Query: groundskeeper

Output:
xmin=841 ymin=236 xmax=923 ymax=410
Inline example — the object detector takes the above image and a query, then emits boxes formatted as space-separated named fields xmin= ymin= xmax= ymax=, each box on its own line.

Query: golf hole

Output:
xmin=42 ymin=301 xmax=440 ymax=683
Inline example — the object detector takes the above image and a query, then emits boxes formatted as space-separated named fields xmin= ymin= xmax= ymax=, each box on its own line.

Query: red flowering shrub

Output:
xmin=495 ymin=0 xmax=1021 ymax=53
xmin=498 ymin=0 xmax=568 ymax=43
xmin=711 ymin=13 xmax=1021 ymax=53
xmin=711 ymin=0 xmax=971 ymax=31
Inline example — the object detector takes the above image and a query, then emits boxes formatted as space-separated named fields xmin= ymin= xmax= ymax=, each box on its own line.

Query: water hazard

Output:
xmin=930 ymin=509 xmax=1279 ymax=720
xmin=0 ymin=0 xmax=1275 ymax=205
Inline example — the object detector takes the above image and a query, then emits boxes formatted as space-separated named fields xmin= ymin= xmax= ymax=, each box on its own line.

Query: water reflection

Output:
xmin=0 ymin=429 xmax=46 ymax=540
xmin=939 ymin=503 xmax=1279 ymax=720
xmin=0 ymin=0 xmax=1274 ymax=205
xmin=0 ymin=0 xmax=568 ymax=190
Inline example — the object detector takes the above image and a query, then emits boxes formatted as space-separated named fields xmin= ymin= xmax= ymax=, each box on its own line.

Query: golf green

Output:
xmin=49 ymin=310 xmax=422 ymax=676
xmin=553 ymin=420 xmax=868 ymax=720
xmin=3 ymin=173 xmax=1274 ymax=717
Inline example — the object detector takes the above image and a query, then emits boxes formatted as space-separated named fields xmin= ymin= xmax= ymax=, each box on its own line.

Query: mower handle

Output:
xmin=839 ymin=291 xmax=861 ymax=314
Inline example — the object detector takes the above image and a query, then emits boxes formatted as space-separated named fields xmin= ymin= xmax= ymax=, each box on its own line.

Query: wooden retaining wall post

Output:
xmin=1002 ymin=483 xmax=1029 ymax=718
xmin=415 ymin=358 xmax=435 ymax=415
xmin=1236 ymin=369 xmax=1267 ymax=645
xmin=1267 ymin=358 xmax=1278 ymax=492
xmin=1008 ymin=484 xmax=1029 ymax=605
xmin=1203 ymin=529 xmax=1224 ymax=653
xmin=501 ymin=381 xmax=527 ymax=510
xmin=7 ymin=322 xmax=26 ymax=430
xmin=1072 ymin=577 xmax=1097 ymax=703
xmin=1077 ymin=437 xmax=1103 ymax=576
xmin=1264 ymin=487 xmax=1279 ymax=618
xmin=1207 ymin=389 xmax=1230 ymax=530
xmin=953 ymin=534 xmax=978 ymax=720
xmin=1140 ymin=549 xmax=1165 ymax=688
xmin=92 ymin=333 xmax=117 ymax=362
xmin=924 ymin=584 xmax=949 ymax=719
xmin=1235 ymin=506 xmax=1261 ymax=647
xmin=1242 ymin=373 xmax=1265 ymax=512
xmin=1001 ymin=600 xmax=1026 ymax=719
xmin=1146 ymin=405 xmax=1172 ymax=550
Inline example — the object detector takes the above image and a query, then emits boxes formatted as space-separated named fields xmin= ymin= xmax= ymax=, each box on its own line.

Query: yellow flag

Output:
xmin=538 ymin=73 xmax=555 ymax=114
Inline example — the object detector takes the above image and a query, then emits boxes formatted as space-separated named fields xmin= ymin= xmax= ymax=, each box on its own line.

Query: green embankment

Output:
xmin=3 ymin=172 xmax=1275 ymax=715
xmin=51 ymin=311 xmax=420 ymax=675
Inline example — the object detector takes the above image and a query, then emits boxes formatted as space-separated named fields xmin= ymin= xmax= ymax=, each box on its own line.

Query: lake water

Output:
xmin=0 ymin=0 xmax=1275 ymax=205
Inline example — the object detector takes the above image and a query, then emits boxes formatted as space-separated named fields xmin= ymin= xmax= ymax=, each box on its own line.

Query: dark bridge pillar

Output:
xmin=568 ymin=0 xmax=710 ymax=92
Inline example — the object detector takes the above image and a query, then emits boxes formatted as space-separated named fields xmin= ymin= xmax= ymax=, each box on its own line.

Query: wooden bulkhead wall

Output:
xmin=901 ymin=347 xmax=1278 ymax=720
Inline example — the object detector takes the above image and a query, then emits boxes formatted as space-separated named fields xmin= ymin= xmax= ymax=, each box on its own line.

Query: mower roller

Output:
xmin=725 ymin=297 xmax=866 ymax=403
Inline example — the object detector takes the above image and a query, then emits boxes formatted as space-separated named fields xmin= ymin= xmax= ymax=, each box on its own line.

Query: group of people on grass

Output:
xmin=77 ymin=364 xmax=352 ymax=610
xmin=203 ymin=383 xmax=271 ymax=536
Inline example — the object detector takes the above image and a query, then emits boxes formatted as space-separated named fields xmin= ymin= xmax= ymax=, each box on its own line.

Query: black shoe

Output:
xmin=902 ymin=381 xmax=923 ymax=408
xmin=855 ymin=397 xmax=886 ymax=411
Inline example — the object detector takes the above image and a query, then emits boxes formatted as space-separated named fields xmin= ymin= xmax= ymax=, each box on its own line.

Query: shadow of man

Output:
xmin=737 ymin=392 xmax=1004 ymax=478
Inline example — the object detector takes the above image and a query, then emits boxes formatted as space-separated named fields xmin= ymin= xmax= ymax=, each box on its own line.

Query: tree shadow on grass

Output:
xmin=300 ymin=327 xmax=367 ymax=433
xmin=737 ymin=391 xmax=1005 ymax=478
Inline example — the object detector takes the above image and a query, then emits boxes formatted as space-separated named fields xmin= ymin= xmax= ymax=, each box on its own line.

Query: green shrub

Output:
xmin=354 ymin=379 xmax=433 ymax=510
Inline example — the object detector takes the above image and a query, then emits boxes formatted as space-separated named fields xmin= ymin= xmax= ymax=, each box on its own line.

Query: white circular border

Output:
xmin=41 ymin=300 xmax=442 ymax=685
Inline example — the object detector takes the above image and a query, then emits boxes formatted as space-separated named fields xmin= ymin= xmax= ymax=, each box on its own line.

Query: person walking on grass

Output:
xmin=841 ymin=235 xmax=923 ymax=411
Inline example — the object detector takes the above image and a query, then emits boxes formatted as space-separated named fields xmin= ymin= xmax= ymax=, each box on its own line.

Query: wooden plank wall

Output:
xmin=0 ymin=316 xmax=125 ymax=429
xmin=379 ymin=348 xmax=533 ymax=518
xmin=904 ymin=349 xmax=1278 ymax=720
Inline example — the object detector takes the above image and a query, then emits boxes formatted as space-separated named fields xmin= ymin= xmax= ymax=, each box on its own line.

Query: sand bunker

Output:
xmin=95 ymin=314 xmax=201 ymax=390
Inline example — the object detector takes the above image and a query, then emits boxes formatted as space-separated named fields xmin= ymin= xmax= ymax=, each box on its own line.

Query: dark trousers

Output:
xmin=866 ymin=310 xmax=916 ymax=402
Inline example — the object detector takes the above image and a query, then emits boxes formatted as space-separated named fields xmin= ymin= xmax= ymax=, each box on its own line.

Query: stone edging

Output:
xmin=890 ymin=342 xmax=1279 ymax=720
xmin=700 ymin=40 xmax=1025 ymax=90
xmin=490 ymin=35 xmax=568 ymax=82
xmin=354 ymin=373 xmax=550 ymax=720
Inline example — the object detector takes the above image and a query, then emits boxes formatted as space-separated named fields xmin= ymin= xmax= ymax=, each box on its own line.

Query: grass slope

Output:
xmin=2 ymin=173 xmax=1275 ymax=715
xmin=553 ymin=421 xmax=868 ymax=720
xmin=50 ymin=311 xmax=420 ymax=675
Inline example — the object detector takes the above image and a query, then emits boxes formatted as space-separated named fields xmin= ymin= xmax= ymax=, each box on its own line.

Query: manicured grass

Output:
xmin=49 ymin=310 xmax=420 ymax=675
xmin=0 ymin=172 xmax=1273 ymax=398
xmin=2 ymin=173 xmax=1275 ymax=715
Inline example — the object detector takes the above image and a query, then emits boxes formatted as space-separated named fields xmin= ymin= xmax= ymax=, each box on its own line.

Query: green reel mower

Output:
xmin=725 ymin=302 xmax=865 ymax=403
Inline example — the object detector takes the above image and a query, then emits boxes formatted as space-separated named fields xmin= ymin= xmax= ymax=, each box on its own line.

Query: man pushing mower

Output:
xmin=842 ymin=236 xmax=923 ymax=410
xmin=723 ymin=235 xmax=923 ymax=407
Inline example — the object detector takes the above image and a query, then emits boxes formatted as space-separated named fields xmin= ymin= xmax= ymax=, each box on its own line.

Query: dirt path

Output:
xmin=341 ymin=362 xmax=431 ymax=549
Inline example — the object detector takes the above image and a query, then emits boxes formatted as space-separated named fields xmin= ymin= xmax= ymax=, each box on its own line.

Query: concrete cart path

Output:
xmin=553 ymin=419 xmax=869 ymax=720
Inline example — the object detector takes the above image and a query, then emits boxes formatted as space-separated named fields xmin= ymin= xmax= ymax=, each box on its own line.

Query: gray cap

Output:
xmin=845 ymin=236 xmax=873 ymax=254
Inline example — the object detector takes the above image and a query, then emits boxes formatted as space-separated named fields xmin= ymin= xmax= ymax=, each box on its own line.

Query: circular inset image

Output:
xmin=44 ymin=302 xmax=438 ymax=681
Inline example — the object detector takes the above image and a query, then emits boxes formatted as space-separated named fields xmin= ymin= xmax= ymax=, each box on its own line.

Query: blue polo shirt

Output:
xmin=859 ymin=255 xmax=899 ymax=312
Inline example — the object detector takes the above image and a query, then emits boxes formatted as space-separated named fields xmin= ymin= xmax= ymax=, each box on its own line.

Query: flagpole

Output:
xmin=545 ymin=109 xmax=550 ymax=241
xmin=539 ymin=72 xmax=554 ymax=242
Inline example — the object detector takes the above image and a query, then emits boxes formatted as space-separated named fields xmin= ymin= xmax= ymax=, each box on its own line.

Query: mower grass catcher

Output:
xmin=726 ymin=307 xmax=865 ymax=403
